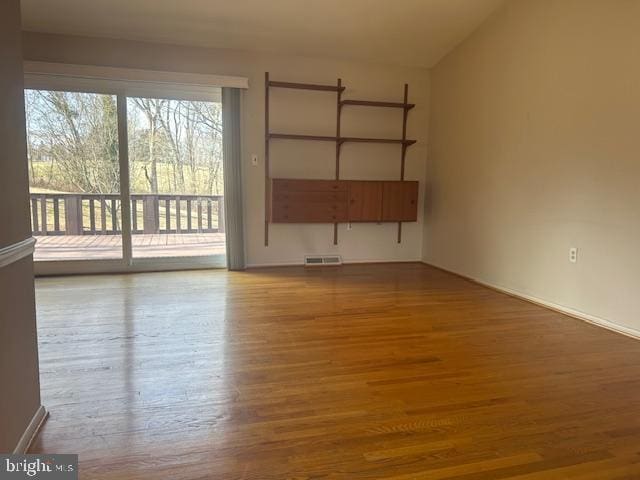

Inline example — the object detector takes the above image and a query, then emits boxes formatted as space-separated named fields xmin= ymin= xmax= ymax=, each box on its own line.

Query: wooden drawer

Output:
xmin=271 ymin=202 xmax=348 ymax=223
xmin=273 ymin=190 xmax=348 ymax=203
xmin=272 ymin=178 xmax=346 ymax=193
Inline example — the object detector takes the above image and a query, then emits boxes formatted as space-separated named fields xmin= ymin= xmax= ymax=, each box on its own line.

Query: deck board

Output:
xmin=33 ymin=233 xmax=225 ymax=260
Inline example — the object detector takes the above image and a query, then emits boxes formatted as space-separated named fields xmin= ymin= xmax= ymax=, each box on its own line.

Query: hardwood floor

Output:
xmin=31 ymin=264 xmax=640 ymax=479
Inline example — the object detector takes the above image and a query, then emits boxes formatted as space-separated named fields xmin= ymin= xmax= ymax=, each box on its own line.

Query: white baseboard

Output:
xmin=246 ymin=258 xmax=422 ymax=269
xmin=13 ymin=405 xmax=48 ymax=454
xmin=422 ymin=261 xmax=640 ymax=341
xmin=344 ymin=258 xmax=422 ymax=265
xmin=245 ymin=261 xmax=303 ymax=268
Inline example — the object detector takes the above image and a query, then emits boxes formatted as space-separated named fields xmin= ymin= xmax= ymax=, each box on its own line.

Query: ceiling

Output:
xmin=20 ymin=0 xmax=505 ymax=68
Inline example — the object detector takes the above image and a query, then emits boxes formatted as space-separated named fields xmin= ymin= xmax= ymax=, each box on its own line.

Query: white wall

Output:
xmin=0 ymin=0 xmax=41 ymax=453
xmin=424 ymin=0 xmax=640 ymax=334
xmin=22 ymin=33 xmax=430 ymax=267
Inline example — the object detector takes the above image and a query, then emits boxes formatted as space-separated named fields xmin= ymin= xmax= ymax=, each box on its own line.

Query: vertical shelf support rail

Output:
xmin=264 ymin=72 xmax=270 ymax=246
xmin=398 ymin=83 xmax=409 ymax=243
xmin=334 ymin=78 xmax=342 ymax=245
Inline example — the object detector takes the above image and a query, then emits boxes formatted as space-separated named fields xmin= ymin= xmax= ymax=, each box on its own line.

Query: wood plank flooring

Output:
xmin=30 ymin=263 xmax=640 ymax=479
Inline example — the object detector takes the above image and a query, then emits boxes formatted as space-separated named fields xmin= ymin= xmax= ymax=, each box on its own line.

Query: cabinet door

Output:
xmin=400 ymin=181 xmax=418 ymax=221
xmin=381 ymin=182 xmax=403 ymax=221
xmin=348 ymin=181 xmax=382 ymax=222
xmin=382 ymin=181 xmax=418 ymax=222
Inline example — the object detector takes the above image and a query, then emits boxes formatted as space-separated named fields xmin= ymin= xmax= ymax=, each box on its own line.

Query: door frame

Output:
xmin=25 ymin=65 xmax=234 ymax=275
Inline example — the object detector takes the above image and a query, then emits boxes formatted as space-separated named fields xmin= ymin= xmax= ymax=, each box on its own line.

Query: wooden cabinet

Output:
xmin=382 ymin=181 xmax=418 ymax=222
xmin=271 ymin=179 xmax=348 ymax=223
xmin=348 ymin=181 xmax=382 ymax=222
xmin=270 ymin=179 xmax=418 ymax=224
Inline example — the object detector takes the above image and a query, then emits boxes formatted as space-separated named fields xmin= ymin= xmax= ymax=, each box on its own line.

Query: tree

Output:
xmin=25 ymin=90 xmax=224 ymax=197
xmin=132 ymin=98 xmax=166 ymax=194
xmin=25 ymin=90 xmax=119 ymax=194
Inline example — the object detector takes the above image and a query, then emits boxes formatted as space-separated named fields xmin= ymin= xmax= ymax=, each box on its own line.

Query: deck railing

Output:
xmin=30 ymin=193 xmax=224 ymax=236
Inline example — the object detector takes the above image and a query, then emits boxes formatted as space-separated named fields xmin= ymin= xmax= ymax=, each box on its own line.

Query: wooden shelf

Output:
xmin=268 ymin=81 xmax=346 ymax=93
xmin=340 ymin=100 xmax=415 ymax=110
xmin=339 ymin=137 xmax=416 ymax=146
xmin=269 ymin=133 xmax=416 ymax=146
xmin=264 ymin=72 xmax=416 ymax=247
xmin=269 ymin=133 xmax=338 ymax=142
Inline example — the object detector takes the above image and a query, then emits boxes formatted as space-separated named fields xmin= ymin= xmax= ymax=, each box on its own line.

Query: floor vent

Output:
xmin=304 ymin=255 xmax=343 ymax=267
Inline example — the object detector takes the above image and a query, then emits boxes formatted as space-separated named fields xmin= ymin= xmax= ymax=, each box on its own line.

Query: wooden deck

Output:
xmin=31 ymin=264 xmax=640 ymax=479
xmin=33 ymin=233 xmax=226 ymax=261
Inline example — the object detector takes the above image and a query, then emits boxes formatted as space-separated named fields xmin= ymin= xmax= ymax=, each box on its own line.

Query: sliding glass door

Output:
xmin=25 ymin=90 xmax=124 ymax=262
xmin=127 ymin=97 xmax=225 ymax=259
xmin=24 ymin=86 xmax=226 ymax=272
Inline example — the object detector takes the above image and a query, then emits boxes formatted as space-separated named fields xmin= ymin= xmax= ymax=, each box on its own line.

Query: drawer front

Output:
xmin=273 ymin=190 xmax=348 ymax=204
xmin=271 ymin=202 xmax=348 ymax=223
xmin=272 ymin=178 xmax=347 ymax=193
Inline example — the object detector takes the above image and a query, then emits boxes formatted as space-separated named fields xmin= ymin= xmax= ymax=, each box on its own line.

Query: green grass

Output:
xmin=30 ymin=161 xmax=223 ymax=196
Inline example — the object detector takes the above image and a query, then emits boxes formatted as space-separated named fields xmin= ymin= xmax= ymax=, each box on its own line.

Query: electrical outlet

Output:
xmin=569 ymin=247 xmax=578 ymax=263
xmin=347 ymin=222 xmax=352 ymax=231
xmin=251 ymin=154 xmax=258 ymax=166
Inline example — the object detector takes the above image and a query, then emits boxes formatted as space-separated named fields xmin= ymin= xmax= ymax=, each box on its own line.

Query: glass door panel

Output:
xmin=127 ymin=97 xmax=225 ymax=259
xmin=25 ymin=90 xmax=123 ymax=261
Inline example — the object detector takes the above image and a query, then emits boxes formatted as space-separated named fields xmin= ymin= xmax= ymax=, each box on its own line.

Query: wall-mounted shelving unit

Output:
xmin=264 ymin=72 xmax=416 ymax=246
